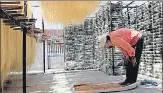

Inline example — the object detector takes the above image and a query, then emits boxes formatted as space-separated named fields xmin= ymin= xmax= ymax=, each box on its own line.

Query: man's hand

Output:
xmin=129 ymin=56 xmax=137 ymax=67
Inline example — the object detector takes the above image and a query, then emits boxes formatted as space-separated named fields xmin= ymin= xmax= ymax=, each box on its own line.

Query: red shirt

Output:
xmin=108 ymin=28 xmax=142 ymax=57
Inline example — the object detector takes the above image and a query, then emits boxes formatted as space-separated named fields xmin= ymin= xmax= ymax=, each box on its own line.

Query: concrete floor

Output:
xmin=66 ymin=70 xmax=162 ymax=93
xmin=3 ymin=55 xmax=162 ymax=93
xmin=2 ymin=69 xmax=162 ymax=93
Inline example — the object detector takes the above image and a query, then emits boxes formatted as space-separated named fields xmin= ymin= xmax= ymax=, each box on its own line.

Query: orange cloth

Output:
xmin=107 ymin=28 xmax=142 ymax=57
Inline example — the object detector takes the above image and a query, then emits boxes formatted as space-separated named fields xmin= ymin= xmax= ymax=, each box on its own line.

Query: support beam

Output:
xmin=122 ymin=6 xmax=137 ymax=8
xmin=16 ymin=18 xmax=36 ymax=22
xmin=23 ymin=2 xmax=27 ymax=93
xmin=1 ymin=6 xmax=23 ymax=10
xmin=0 ymin=1 xmax=20 ymax=4
xmin=22 ymin=27 xmax=27 ymax=93
xmin=112 ymin=47 xmax=115 ymax=75
xmin=109 ymin=6 xmax=115 ymax=75
xmin=0 ymin=9 xmax=26 ymax=27
xmin=127 ymin=7 xmax=130 ymax=28
xmin=63 ymin=29 xmax=66 ymax=63
xmin=6 ymin=10 xmax=22 ymax=14
xmin=124 ymin=1 xmax=135 ymax=7
xmin=10 ymin=13 xmax=24 ymax=17
xmin=42 ymin=18 xmax=45 ymax=73
xmin=6 ymin=11 xmax=18 ymax=13
xmin=24 ymin=1 xmax=27 ymax=17
xmin=0 ymin=5 xmax=19 ymax=8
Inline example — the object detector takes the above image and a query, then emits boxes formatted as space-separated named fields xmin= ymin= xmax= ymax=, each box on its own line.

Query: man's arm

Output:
xmin=119 ymin=48 xmax=129 ymax=59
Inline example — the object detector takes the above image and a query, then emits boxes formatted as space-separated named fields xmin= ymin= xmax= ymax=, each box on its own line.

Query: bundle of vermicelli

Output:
xmin=40 ymin=1 xmax=100 ymax=25
xmin=27 ymin=1 xmax=32 ymax=18
xmin=1 ymin=14 xmax=36 ymax=86
xmin=0 ymin=1 xmax=36 ymax=87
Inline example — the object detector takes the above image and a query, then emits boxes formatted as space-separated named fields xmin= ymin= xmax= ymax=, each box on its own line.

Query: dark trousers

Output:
xmin=125 ymin=36 xmax=144 ymax=83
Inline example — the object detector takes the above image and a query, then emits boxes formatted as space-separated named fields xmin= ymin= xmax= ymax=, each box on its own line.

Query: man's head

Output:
xmin=99 ymin=33 xmax=113 ymax=49
xmin=105 ymin=35 xmax=113 ymax=48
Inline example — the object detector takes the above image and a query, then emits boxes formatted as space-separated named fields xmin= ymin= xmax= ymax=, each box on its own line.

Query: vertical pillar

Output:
xmin=22 ymin=27 xmax=27 ymax=93
xmin=42 ymin=19 xmax=45 ymax=73
xmin=23 ymin=1 xmax=27 ymax=93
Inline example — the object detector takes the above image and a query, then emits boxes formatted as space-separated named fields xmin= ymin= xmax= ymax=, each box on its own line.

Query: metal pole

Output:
xmin=51 ymin=41 xmax=52 ymax=56
xmin=150 ymin=2 xmax=154 ymax=77
xmin=135 ymin=6 xmax=138 ymax=29
xmin=24 ymin=1 xmax=27 ymax=17
xmin=23 ymin=27 xmax=27 ymax=93
xmin=112 ymin=47 xmax=115 ymax=75
xmin=161 ymin=2 xmax=163 ymax=63
xmin=23 ymin=1 xmax=27 ymax=93
xmin=47 ymin=41 xmax=50 ymax=69
xmin=124 ymin=1 xmax=135 ymax=7
xmin=109 ymin=3 xmax=115 ymax=75
xmin=127 ymin=7 xmax=130 ymax=28
xmin=63 ymin=28 xmax=66 ymax=62
xmin=93 ymin=35 xmax=95 ymax=65
xmin=42 ymin=18 xmax=45 ymax=73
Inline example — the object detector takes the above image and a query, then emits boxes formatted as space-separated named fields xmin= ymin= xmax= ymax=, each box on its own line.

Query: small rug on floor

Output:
xmin=74 ymin=82 xmax=139 ymax=93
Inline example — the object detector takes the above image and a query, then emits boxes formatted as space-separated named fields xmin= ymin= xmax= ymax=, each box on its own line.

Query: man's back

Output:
xmin=109 ymin=28 xmax=142 ymax=45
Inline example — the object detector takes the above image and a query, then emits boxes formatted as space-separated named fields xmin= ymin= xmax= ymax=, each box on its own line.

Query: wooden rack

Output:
xmin=0 ymin=1 xmax=42 ymax=93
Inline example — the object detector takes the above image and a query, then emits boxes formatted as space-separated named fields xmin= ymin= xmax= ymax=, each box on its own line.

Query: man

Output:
xmin=99 ymin=28 xmax=144 ymax=86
